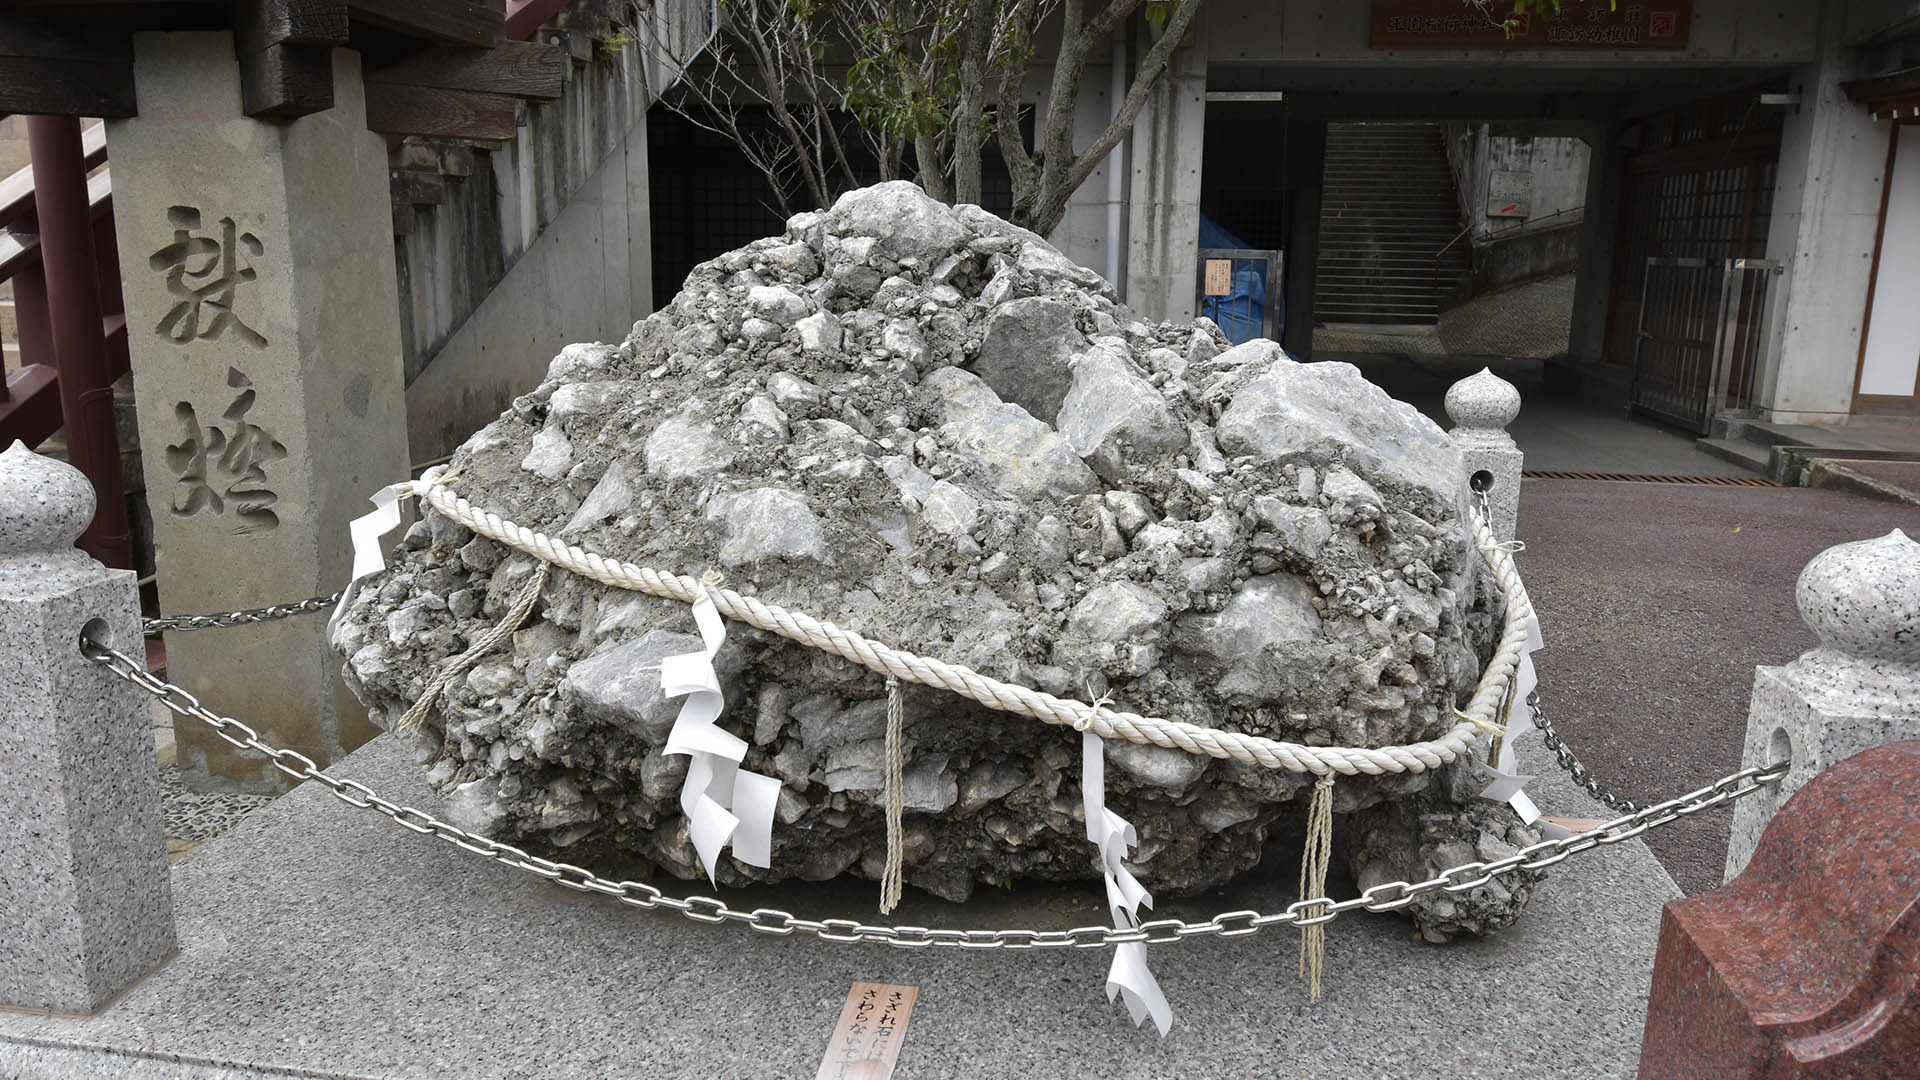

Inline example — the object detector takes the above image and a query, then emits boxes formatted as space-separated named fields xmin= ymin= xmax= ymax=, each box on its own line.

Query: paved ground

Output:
xmin=1518 ymin=479 xmax=1918 ymax=895
xmin=1338 ymin=352 xmax=1753 ymax=476
xmin=1 ymin=735 xmax=1676 ymax=1080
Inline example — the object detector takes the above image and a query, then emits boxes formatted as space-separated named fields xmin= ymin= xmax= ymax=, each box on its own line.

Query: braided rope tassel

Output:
xmin=396 ymin=560 xmax=550 ymax=734
xmin=880 ymin=676 xmax=906 ymax=913
xmin=1297 ymin=773 xmax=1337 ymax=1002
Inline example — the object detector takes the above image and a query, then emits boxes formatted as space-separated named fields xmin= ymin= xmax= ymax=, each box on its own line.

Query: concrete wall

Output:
xmin=1758 ymin=3 xmax=1893 ymax=421
xmin=400 ymin=40 xmax=658 ymax=462
xmin=1446 ymin=127 xmax=1589 ymax=293
xmin=1044 ymin=54 xmax=1130 ymax=294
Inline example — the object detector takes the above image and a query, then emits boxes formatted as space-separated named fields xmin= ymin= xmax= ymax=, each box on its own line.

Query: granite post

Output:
xmin=106 ymin=33 xmax=411 ymax=792
xmin=1640 ymin=741 xmax=1920 ymax=1078
xmin=0 ymin=442 xmax=175 ymax=1014
xmin=1725 ymin=529 xmax=1920 ymax=881
xmin=1445 ymin=367 xmax=1523 ymax=541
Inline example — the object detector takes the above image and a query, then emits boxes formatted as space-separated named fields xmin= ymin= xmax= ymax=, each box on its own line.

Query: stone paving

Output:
xmin=1437 ymin=272 xmax=1575 ymax=359
xmin=152 ymin=693 xmax=273 ymax=863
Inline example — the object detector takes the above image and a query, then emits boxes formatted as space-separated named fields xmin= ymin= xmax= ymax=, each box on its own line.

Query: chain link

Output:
xmin=1528 ymin=691 xmax=1643 ymax=813
xmin=142 ymin=592 xmax=344 ymax=634
xmin=87 ymin=637 xmax=1785 ymax=950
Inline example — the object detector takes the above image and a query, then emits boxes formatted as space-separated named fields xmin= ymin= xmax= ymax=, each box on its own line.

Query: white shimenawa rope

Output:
xmin=410 ymin=469 xmax=1535 ymax=777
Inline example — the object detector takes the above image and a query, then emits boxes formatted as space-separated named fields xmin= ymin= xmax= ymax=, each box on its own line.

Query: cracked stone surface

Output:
xmin=333 ymin=182 xmax=1522 ymax=921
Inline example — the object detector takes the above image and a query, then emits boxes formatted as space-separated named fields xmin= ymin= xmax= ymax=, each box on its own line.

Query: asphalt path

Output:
xmin=1514 ymin=478 xmax=1919 ymax=895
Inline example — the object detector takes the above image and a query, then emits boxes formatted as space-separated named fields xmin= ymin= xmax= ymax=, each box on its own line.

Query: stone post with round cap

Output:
xmin=1724 ymin=528 xmax=1920 ymax=881
xmin=1444 ymin=367 xmax=1523 ymax=542
xmin=0 ymin=440 xmax=175 ymax=1013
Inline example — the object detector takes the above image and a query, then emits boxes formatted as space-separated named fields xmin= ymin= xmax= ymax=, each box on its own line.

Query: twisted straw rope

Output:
xmin=412 ymin=469 xmax=1535 ymax=778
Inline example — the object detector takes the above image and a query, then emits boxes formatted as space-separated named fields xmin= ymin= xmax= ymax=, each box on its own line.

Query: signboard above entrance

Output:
xmin=1371 ymin=0 xmax=1691 ymax=50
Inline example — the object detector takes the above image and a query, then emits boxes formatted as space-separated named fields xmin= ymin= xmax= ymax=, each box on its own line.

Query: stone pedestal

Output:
xmin=1640 ymin=741 xmax=1920 ymax=1079
xmin=106 ymin=33 xmax=410 ymax=792
xmin=0 ymin=443 xmax=175 ymax=1014
xmin=1725 ymin=529 xmax=1920 ymax=880
xmin=1445 ymin=368 xmax=1523 ymax=542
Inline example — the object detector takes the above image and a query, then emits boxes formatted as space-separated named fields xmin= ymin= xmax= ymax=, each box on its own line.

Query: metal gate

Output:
xmin=1196 ymin=248 xmax=1282 ymax=344
xmin=1630 ymin=256 xmax=1781 ymax=433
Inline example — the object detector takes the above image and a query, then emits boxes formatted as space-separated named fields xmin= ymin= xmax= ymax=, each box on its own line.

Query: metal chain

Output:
xmin=143 ymin=591 xmax=343 ymax=634
xmin=86 ymin=636 xmax=1785 ymax=949
xmin=1528 ymin=692 xmax=1642 ymax=813
xmin=1471 ymin=484 xmax=1643 ymax=816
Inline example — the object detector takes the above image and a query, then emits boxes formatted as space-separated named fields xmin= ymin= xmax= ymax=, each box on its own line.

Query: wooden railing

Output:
xmin=0 ymin=117 xmax=133 ymax=568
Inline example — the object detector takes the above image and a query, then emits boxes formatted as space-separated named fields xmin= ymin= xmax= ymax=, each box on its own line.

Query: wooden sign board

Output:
xmin=816 ymin=982 xmax=919 ymax=1080
xmin=1203 ymin=259 xmax=1233 ymax=296
xmin=1371 ymin=0 xmax=1691 ymax=50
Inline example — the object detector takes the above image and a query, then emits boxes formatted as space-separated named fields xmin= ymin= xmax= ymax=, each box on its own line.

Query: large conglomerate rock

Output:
xmin=333 ymin=182 xmax=1514 ymax=916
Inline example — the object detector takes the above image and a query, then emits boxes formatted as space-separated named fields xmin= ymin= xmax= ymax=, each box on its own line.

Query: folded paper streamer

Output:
xmin=1082 ymin=731 xmax=1173 ymax=1036
xmin=327 ymin=483 xmax=407 ymax=640
xmin=662 ymin=586 xmax=780 ymax=882
xmin=1478 ymin=607 xmax=1571 ymax=841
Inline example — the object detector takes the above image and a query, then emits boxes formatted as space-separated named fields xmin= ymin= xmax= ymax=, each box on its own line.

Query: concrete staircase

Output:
xmin=1315 ymin=123 xmax=1470 ymax=326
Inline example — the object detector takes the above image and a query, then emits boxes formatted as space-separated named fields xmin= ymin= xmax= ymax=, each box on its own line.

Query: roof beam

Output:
xmin=232 ymin=1 xmax=351 ymax=120
xmin=0 ymin=14 xmax=135 ymax=117
xmin=363 ymin=82 xmax=520 ymax=141
xmin=367 ymin=39 xmax=566 ymax=100
xmin=347 ymin=0 xmax=504 ymax=48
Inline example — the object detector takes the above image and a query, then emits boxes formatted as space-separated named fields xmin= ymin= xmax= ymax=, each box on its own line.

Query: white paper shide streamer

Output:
xmin=1082 ymin=731 xmax=1173 ymax=1036
xmin=327 ymin=483 xmax=407 ymax=640
xmin=1478 ymin=600 xmax=1571 ymax=841
xmin=661 ymin=587 xmax=781 ymax=883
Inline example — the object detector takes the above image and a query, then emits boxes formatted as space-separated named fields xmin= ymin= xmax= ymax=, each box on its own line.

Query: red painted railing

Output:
xmin=0 ymin=117 xmax=133 ymax=568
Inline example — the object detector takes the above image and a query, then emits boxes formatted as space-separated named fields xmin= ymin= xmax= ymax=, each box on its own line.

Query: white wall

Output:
xmin=1857 ymin=126 xmax=1920 ymax=399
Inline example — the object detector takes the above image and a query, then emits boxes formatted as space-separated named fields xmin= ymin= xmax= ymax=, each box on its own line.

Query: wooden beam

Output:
xmin=347 ymin=0 xmax=504 ymax=47
xmin=363 ymin=83 xmax=519 ymax=141
xmin=367 ymin=39 xmax=566 ymax=100
xmin=233 ymin=0 xmax=350 ymax=48
xmin=0 ymin=56 xmax=135 ymax=117
xmin=0 ymin=13 xmax=134 ymax=116
xmin=237 ymin=43 xmax=335 ymax=120
xmin=0 ymin=11 xmax=130 ymax=63
xmin=230 ymin=0 xmax=343 ymax=119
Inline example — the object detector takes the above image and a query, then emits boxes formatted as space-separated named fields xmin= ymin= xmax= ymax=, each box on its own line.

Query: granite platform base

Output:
xmin=0 ymin=735 xmax=1676 ymax=1079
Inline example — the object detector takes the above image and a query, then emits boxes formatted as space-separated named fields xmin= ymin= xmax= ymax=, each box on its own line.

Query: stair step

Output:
xmin=1693 ymin=437 xmax=1773 ymax=474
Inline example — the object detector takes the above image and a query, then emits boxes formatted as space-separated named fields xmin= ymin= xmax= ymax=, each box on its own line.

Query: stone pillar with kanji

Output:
xmin=106 ymin=32 xmax=409 ymax=791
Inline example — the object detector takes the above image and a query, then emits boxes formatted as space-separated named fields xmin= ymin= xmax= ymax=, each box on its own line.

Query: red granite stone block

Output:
xmin=1639 ymin=741 xmax=1920 ymax=1079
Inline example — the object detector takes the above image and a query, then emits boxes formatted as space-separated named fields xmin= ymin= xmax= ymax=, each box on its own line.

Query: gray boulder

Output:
xmin=972 ymin=296 xmax=1082 ymax=423
xmin=334 ymin=181 xmax=1512 ymax=923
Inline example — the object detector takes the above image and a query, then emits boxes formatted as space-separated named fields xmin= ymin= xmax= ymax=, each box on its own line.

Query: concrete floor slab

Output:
xmin=1 ymin=735 xmax=1677 ymax=1079
xmin=1331 ymin=353 xmax=1755 ymax=477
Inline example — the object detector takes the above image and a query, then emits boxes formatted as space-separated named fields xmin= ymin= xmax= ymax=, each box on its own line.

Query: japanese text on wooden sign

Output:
xmin=1204 ymin=259 xmax=1233 ymax=297
xmin=816 ymin=982 xmax=918 ymax=1080
xmin=1371 ymin=0 xmax=1691 ymax=50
